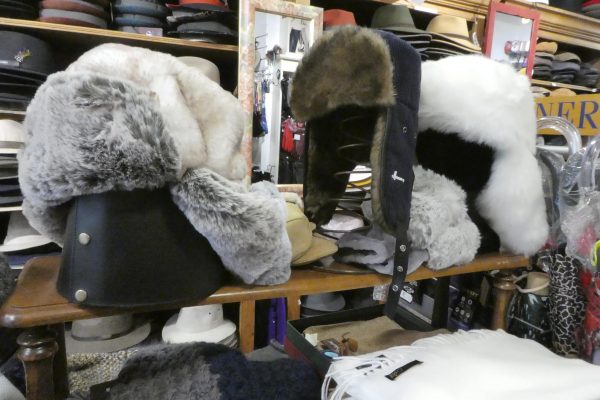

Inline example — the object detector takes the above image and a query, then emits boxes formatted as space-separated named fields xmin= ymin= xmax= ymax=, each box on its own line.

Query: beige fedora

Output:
xmin=65 ymin=315 xmax=151 ymax=354
xmin=286 ymin=201 xmax=337 ymax=267
xmin=426 ymin=15 xmax=481 ymax=53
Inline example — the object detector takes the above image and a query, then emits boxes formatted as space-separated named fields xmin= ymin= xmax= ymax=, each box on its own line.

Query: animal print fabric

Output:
xmin=546 ymin=252 xmax=586 ymax=356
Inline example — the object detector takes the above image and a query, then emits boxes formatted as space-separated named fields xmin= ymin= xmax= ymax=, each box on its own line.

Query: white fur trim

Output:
xmin=420 ymin=55 xmax=548 ymax=255
xmin=67 ymin=43 xmax=245 ymax=181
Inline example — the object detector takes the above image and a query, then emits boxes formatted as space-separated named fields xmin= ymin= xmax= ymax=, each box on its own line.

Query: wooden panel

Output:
xmin=0 ymin=253 xmax=528 ymax=328
xmin=0 ymin=18 xmax=238 ymax=62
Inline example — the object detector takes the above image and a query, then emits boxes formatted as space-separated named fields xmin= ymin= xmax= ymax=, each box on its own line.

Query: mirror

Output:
xmin=484 ymin=2 xmax=540 ymax=77
xmin=238 ymin=0 xmax=323 ymax=187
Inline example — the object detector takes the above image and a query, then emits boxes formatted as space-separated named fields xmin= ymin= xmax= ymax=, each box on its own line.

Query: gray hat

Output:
xmin=370 ymin=4 xmax=426 ymax=34
xmin=66 ymin=315 xmax=151 ymax=354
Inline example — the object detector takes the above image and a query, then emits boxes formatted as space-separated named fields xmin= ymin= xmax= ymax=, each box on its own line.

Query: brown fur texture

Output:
xmin=290 ymin=26 xmax=395 ymax=121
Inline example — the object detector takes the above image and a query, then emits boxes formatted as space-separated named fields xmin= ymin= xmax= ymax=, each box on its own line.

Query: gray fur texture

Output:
xmin=409 ymin=166 xmax=480 ymax=270
xmin=20 ymin=71 xmax=180 ymax=243
xmin=290 ymin=26 xmax=394 ymax=121
xmin=171 ymin=168 xmax=291 ymax=285
xmin=20 ymin=70 xmax=292 ymax=285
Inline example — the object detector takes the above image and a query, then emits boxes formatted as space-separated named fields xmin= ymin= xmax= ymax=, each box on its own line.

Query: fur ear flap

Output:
xmin=290 ymin=26 xmax=395 ymax=121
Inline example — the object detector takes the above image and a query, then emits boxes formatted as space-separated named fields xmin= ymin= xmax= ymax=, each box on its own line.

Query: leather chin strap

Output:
xmin=384 ymin=222 xmax=411 ymax=321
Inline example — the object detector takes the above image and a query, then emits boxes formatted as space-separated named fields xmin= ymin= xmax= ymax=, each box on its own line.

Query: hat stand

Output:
xmin=310 ymin=114 xmax=373 ymax=240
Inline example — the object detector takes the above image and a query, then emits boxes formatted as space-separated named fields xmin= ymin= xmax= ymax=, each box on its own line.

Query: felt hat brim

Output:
xmin=66 ymin=321 xmax=151 ymax=354
xmin=292 ymin=236 xmax=338 ymax=266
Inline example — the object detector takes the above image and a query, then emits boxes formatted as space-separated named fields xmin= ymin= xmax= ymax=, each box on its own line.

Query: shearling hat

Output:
xmin=20 ymin=70 xmax=292 ymax=286
xmin=417 ymin=55 xmax=548 ymax=256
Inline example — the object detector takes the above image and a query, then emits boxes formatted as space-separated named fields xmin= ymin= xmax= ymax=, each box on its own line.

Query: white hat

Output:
xmin=0 ymin=120 xmax=24 ymax=154
xmin=0 ymin=212 xmax=53 ymax=252
xmin=66 ymin=315 xmax=151 ymax=354
xmin=178 ymin=56 xmax=221 ymax=85
xmin=162 ymin=304 xmax=236 ymax=344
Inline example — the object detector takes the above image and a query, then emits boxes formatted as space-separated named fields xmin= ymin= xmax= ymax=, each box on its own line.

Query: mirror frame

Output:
xmin=484 ymin=1 xmax=540 ymax=78
xmin=238 ymin=0 xmax=323 ymax=186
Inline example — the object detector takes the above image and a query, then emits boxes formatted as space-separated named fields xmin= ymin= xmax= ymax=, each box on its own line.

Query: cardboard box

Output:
xmin=284 ymin=305 xmax=432 ymax=376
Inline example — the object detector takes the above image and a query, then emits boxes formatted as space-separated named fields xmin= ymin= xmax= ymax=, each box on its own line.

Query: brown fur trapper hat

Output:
xmin=291 ymin=26 xmax=394 ymax=121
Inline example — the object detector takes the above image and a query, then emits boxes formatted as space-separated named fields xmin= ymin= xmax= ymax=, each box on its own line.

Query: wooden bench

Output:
xmin=0 ymin=253 xmax=528 ymax=400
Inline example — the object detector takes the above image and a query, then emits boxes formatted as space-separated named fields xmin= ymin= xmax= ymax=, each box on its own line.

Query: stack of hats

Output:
xmin=552 ymin=52 xmax=581 ymax=84
xmin=323 ymin=9 xmax=356 ymax=30
xmin=0 ymin=31 xmax=56 ymax=111
xmin=112 ymin=0 xmax=169 ymax=34
xmin=39 ymin=0 xmax=109 ymax=28
xmin=583 ymin=0 xmax=600 ymax=18
xmin=574 ymin=63 xmax=600 ymax=87
xmin=162 ymin=305 xmax=239 ymax=348
xmin=423 ymin=14 xmax=481 ymax=60
xmin=0 ymin=120 xmax=59 ymax=269
xmin=0 ymin=0 xmax=37 ymax=19
xmin=533 ymin=41 xmax=557 ymax=80
xmin=166 ymin=0 xmax=237 ymax=44
xmin=370 ymin=4 xmax=432 ymax=61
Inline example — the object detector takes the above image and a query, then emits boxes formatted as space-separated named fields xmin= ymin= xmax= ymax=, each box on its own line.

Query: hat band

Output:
xmin=71 ymin=324 xmax=136 ymax=342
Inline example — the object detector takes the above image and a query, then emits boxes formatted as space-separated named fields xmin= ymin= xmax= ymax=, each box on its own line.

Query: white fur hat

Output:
xmin=418 ymin=55 xmax=548 ymax=256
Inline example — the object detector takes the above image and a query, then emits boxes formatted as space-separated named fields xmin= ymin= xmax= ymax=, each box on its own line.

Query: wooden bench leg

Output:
xmin=492 ymin=273 xmax=517 ymax=330
xmin=50 ymin=324 xmax=69 ymax=399
xmin=17 ymin=326 xmax=59 ymax=400
xmin=286 ymin=295 xmax=300 ymax=321
xmin=239 ymin=300 xmax=256 ymax=353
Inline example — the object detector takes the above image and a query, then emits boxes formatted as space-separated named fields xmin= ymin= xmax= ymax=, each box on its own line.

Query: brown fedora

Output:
xmin=426 ymin=15 xmax=480 ymax=53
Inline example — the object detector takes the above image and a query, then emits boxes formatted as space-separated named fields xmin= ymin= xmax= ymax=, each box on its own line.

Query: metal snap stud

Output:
xmin=78 ymin=233 xmax=91 ymax=245
xmin=74 ymin=289 xmax=87 ymax=302
xmin=402 ymin=126 xmax=407 ymax=133
xmin=392 ymin=285 xmax=399 ymax=292
xmin=399 ymin=244 xmax=407 ymax=252
xmin=397 ymin=266 xmax=404 ymax=273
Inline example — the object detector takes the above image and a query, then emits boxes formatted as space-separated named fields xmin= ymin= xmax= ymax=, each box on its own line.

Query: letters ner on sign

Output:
xmin=536 ymin=94 xmax=600 ymax=136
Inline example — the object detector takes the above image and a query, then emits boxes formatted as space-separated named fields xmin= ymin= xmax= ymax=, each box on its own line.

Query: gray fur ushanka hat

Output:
xmin=20 ymin=68 xmax=291 ymax=285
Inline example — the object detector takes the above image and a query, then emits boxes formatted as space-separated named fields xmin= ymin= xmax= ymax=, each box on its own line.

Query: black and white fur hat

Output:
xmin=416 ymin=55 xmax=548 ymax=256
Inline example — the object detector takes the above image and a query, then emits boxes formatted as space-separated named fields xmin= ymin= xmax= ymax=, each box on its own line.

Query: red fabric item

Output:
xmin=281 ymin=119 xmax=294 ymax=153
xmin=323 ymin=9 xmax=356 ymax=28
xmin=583 ymin=0 xmax=600 ymax=8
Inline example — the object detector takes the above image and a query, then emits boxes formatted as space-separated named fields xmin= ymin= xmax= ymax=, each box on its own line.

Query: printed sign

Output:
xmin=536 ymin=94 xmax=600 ymax=136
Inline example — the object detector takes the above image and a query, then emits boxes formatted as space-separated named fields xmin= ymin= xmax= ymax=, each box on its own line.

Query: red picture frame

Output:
xmin=484 ymin=1 xmax=540 ymax=78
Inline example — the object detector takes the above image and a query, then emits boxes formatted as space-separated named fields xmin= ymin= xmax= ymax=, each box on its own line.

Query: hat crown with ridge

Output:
xmin=427 ymin=15 xmax=470 ymax=40
xmin=371 ymin=4 xmax=417 ymax=30
xmin=176 ymin=304 xmax=224 ymax=333
xmin=286 ymin=202 xmax=313 ymax=261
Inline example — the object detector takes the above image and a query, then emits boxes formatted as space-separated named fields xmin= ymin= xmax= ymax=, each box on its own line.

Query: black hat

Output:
xmin=0 ymin=31 xmax=55 ymax=79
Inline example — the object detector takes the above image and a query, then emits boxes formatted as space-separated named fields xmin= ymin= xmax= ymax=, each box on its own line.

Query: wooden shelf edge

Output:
xmin=0 ymin=17 xmax=238 ymax=54
xmin=0 ymin=253 xmax=528 ymax=328
xmin=532 ymin=79 xmax=598 ymax=93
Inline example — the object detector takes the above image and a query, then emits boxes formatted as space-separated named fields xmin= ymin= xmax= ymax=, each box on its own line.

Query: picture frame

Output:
xmin=484 ymin=1 xmax=540 ymax=78
xmin=238 ymin=0 xmax=323 ymax=185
